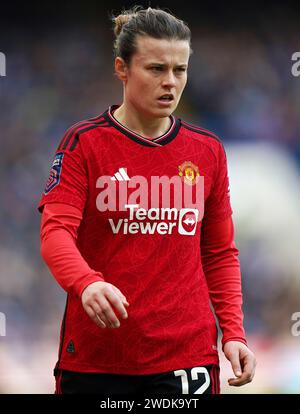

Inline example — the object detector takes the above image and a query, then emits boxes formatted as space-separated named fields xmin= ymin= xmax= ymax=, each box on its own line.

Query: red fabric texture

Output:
xmin=40 ymin=203 xmax=104 ymax=298
xmin=41 ymin=202 xmax=246 ymax=348
xmin=201 ymin=215 xmax=247 ymax=347
xmin=38 ymin=106 xmax=247 ymax=374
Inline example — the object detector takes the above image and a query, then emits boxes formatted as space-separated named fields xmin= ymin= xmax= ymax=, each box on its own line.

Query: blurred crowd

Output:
xmin=0 ymin=3 xmax=300 ymax=393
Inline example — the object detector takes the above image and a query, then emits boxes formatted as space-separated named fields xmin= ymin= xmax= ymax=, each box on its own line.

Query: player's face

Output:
xmin=119 ymin=36 xmax=190 ymax=119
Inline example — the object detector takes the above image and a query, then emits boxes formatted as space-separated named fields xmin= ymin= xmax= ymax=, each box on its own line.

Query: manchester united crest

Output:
xmin=178 ymin=161 xmax=200 ymax=185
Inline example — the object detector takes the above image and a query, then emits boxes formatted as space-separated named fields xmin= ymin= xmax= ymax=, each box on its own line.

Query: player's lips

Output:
xmin=157 ymin=93 xmax=174 ymax=106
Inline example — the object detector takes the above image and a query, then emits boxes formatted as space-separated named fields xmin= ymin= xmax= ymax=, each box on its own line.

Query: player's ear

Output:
xmin=115 ymin=57 xmax=128 ymax=82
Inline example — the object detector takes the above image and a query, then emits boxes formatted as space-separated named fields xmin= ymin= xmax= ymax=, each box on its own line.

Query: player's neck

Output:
xmin=112 ymin=103 xmax=171 ymax=140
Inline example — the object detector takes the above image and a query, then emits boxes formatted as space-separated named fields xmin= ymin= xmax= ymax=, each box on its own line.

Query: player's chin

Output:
xmin=154 ymin=101 xmax=177 ymax=117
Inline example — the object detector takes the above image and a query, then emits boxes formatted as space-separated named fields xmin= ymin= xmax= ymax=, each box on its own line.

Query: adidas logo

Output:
xmin=111 ymin=167 xmax=130 ymax=181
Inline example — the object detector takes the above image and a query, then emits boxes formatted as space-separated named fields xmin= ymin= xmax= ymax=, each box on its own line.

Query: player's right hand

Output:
xmin=81 ymin=281 xmax=129 ymax=329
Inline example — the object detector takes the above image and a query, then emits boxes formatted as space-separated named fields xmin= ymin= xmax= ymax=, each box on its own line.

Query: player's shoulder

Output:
xmin=57 ymin=110 xmax=110 ymax=152
xmin=180 ymin=118 xmax=223 ymax=149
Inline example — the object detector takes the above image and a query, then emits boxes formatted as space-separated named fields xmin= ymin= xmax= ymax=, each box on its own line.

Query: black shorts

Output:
xmin=55 ymin=364 xmax=220 ymax=394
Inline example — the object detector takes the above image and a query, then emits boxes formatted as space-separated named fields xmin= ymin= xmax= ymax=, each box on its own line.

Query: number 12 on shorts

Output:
xmin=174 ymin=367 xmax=210 ymax=394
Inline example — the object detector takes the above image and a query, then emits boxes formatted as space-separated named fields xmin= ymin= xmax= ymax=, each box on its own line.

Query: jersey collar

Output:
xmin=104 ymin=105 xmax=181 ymax=147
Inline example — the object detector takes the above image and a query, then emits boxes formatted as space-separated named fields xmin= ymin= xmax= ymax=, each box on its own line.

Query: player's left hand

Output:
xmin=223 ymin=341 xmax=256 ymax=387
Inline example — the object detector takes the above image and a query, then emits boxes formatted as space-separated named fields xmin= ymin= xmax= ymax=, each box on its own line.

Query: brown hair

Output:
xmin=111 ymin=6 xmax=192 ymax=65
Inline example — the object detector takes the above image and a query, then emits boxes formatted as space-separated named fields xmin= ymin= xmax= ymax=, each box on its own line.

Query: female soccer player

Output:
xmin=39 ymin=6 xmax=256 ymax=394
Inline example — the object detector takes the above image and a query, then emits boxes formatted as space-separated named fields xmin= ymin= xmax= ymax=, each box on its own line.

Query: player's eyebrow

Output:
xmin=147 ymin=63 xmax=165 ymax=67
xmin=147 ymin=63 xmax=188 ymax=68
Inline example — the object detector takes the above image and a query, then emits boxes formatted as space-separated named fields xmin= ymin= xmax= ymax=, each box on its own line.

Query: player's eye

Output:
xmin=150 ymin=66 xmax=164 ymax=73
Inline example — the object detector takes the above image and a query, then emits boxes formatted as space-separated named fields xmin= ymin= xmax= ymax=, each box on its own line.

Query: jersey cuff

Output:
xmin=38 ymin=198 xmax=85 ymax=214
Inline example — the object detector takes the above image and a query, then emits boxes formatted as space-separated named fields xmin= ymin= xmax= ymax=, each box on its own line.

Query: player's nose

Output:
xmin=162 ymin=70 xmax=176 ymax=87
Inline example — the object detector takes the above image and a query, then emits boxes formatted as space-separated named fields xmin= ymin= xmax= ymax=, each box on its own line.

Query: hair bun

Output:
xmin=113 ymin=14 xmax=134 ymax=37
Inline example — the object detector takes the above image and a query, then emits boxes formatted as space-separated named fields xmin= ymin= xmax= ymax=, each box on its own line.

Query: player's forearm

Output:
xmin=201 ymin=216 xmax=247 ymax=346
xmin=40 ymin=203 xmax=104 ymax=297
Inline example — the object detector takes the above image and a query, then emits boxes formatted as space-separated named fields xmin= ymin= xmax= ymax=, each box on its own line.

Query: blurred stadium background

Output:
xmin=0 ymin=0 xmax=300 ymax=393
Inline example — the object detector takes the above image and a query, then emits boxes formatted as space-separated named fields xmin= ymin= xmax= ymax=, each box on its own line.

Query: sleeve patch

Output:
xmin=44 ymin=152 xmax=64 ymax=195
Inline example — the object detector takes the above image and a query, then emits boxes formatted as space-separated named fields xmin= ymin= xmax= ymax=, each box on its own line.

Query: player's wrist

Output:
xmin=222 ymin=337 xmax=248 ymax=352
xmin=76 ymin=273 xmax=105 ymax=299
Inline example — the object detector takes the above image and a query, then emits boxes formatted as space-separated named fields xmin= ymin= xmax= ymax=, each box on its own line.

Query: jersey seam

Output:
xmin=181 ymin=124 xmax=220 ymax=164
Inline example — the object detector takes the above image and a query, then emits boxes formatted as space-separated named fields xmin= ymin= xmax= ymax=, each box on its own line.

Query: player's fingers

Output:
xmin=228 ymin=377 xmax=244 ymax=386
xmin=228 ymin=373 xmax=252 ymax=387
xmin=228 ymin=358 xmax=255 ymax=386
xmin=89 ymin=294 xmax=116 ymax=328
xmin=95 ymin=314 xmax=107 ymax=328
xmin=84 ymin=305 xmax=107 ymax=329
xmin=90 ymin=302 xmax=109 ymax=328
xmin=228 ymin=372 xmax=250 ymax=386
xmin=106 ymin=289 xmax=128 ymax=320
xmin=112 ymin=286 xmax=130 ymax=307
xmin=242 ymin=355 xmax=256 ymax=382
xmin=228 ymin=352 xmax=242 ymax=378
xmin=98 ymin=296 xmax=121 ymax=328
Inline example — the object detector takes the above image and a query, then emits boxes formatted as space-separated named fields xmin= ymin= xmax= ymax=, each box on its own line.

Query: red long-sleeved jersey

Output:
xmin=39 ymin=105 xmax=246 ymax=375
